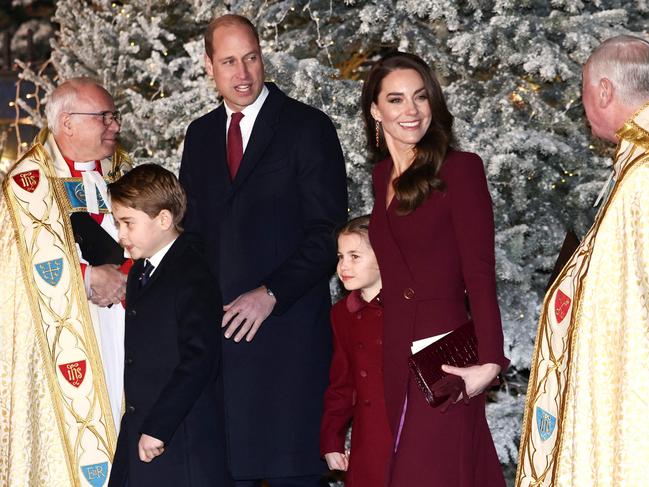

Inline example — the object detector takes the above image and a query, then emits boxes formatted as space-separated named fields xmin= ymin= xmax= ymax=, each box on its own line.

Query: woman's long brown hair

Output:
xmin=361 ymin=52 xmax=455 ymax=215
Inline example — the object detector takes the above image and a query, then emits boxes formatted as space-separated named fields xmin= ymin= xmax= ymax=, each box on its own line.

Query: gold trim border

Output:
xmin=516 ymin=151 xmax=649 ymax=486
xmin=2 ymin=136 xmax=124 ymax=485
xmin=3 ymin=158 xmax=78 ymax=487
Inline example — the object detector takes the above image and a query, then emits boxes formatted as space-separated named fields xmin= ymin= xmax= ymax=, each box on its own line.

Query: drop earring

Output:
xmin=375 ymin=120 xmax=381 ymax=148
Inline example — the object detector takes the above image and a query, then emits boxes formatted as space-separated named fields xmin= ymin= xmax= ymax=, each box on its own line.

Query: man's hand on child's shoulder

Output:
xmin=138 ymin=434 xmax=165 ymax=462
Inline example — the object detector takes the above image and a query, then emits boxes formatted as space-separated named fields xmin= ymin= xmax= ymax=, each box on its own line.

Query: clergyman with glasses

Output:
xmin=0 ymin=77 xmax=130 ymax=485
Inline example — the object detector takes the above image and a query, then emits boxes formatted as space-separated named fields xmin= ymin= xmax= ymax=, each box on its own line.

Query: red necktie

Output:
xmin=227 ymin=112 xmax=244 ymax=179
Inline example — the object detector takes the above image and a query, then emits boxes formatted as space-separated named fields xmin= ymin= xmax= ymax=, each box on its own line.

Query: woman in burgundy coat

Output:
xmin=361 ymin=52 xmax=509 ymax=486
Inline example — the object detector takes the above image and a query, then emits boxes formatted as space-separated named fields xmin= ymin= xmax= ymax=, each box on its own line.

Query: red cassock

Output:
xmin=369 ymin=151 xmax=509 ymax=487
xmin=320 ymin=291 xmax=393 ymax=487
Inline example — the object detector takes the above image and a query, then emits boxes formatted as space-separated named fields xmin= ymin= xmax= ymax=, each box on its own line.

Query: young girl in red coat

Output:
xmin=320 ymin=215 xmax=393 ymax=487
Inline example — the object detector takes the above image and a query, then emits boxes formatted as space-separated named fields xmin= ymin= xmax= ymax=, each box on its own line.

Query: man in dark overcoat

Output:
xmin=178 ymin=13 xmax=348 ymax=487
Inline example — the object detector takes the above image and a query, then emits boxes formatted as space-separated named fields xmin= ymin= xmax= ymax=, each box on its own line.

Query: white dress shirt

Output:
xmin=224 ymin=84 xmax=270 ymax=152
xmin=146 ymin=237 xmax=178 ymax=276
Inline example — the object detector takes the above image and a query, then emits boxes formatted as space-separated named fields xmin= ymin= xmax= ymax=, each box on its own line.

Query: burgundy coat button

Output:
xmin=403 ymin=288 xmax=415 ymax=299
xmin=360 ymin=370 xmax=368 ymax=378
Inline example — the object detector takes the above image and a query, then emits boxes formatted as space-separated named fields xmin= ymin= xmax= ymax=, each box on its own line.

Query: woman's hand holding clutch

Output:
xmin=441 ymin=363 xmax=501 ymax=400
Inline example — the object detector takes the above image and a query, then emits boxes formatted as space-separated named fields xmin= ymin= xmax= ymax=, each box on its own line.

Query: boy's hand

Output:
xmin=138 ymin=434 xmax=165 ymax=462
xmin=324 ymin=451 xmax=349 ymax=471
xmin=222 ymin=286 xmax=276 ymax=342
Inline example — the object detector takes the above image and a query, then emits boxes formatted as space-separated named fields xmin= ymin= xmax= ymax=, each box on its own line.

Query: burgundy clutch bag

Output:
xmin=408 ymin=320 xmax=478 ymax=409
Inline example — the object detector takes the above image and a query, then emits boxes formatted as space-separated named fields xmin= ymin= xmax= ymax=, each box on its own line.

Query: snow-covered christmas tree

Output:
xmin=14 ymin=0 xmax=649 ymax=482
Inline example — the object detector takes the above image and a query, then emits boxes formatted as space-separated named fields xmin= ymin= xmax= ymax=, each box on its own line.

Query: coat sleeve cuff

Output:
xmin=319 ymin=434 xmax=346 ymax=457
xmin=479 ymin=349 xmax=510 ymax=374
xmin=140 ymin=420 xmax=174 ymax=446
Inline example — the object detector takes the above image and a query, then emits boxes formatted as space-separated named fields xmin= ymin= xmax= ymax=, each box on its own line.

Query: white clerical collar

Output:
xmin=147 ymin=237 xmax=177 ymax=276
xmin=74 ymin=160 xmax=97 ymax=171
xmin=224 ymin=84 xmax=269 ymax=120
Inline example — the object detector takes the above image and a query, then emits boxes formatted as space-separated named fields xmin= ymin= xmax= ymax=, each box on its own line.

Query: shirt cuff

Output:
xmin=83 ymin=264 xmax=93 ymax=298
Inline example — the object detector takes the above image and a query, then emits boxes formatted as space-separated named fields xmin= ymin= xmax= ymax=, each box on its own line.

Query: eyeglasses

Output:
xmin=67 ymin=110 xmax=121 ymax=126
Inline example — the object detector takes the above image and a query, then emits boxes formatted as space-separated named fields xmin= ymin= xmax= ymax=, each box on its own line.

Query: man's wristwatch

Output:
xmin=265 ymin=286 xmax=275 ymax=298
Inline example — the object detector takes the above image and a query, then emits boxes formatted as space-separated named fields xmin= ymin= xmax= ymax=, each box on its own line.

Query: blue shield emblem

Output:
xmin=536 ymin=406 xmax=557 ymax=441
xmin=35 ymin=258 xmax=64 ymax=286
xmin=81 ymin=462 xmax=108 ymax=487
xmin=63 ymin=181 xmax=108 ymax=211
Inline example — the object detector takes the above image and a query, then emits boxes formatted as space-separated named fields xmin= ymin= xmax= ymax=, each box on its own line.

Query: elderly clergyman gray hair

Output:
xmin=582 ymin=35 xmax=649 ymax=141
xmin=0 ymin=77 xmax=130 ymax=485
xmin=517 ymin=34 xmax=649 ymax=487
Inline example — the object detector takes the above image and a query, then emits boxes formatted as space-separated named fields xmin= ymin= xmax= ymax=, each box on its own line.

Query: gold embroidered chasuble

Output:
xmin=517 ymin=103 xmax=649 ymax=487
xmin=0 ymin=128 xmax=129 ymax=487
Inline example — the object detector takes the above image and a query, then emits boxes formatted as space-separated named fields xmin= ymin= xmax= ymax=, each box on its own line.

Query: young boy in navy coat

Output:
xmin=107 ymin=164 xmax=232 ymax=487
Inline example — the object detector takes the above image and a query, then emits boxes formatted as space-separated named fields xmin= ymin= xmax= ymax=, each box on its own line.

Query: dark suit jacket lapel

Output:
xmin=205 ymin=105 xmax=230 ymax=189
xmin=227 ymin=83 xmax=285 ymax=198
xmin=126 ymin=259 xmax=143 ymax=307
xmin=129 ymin=235 xmax=187 ymax=303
